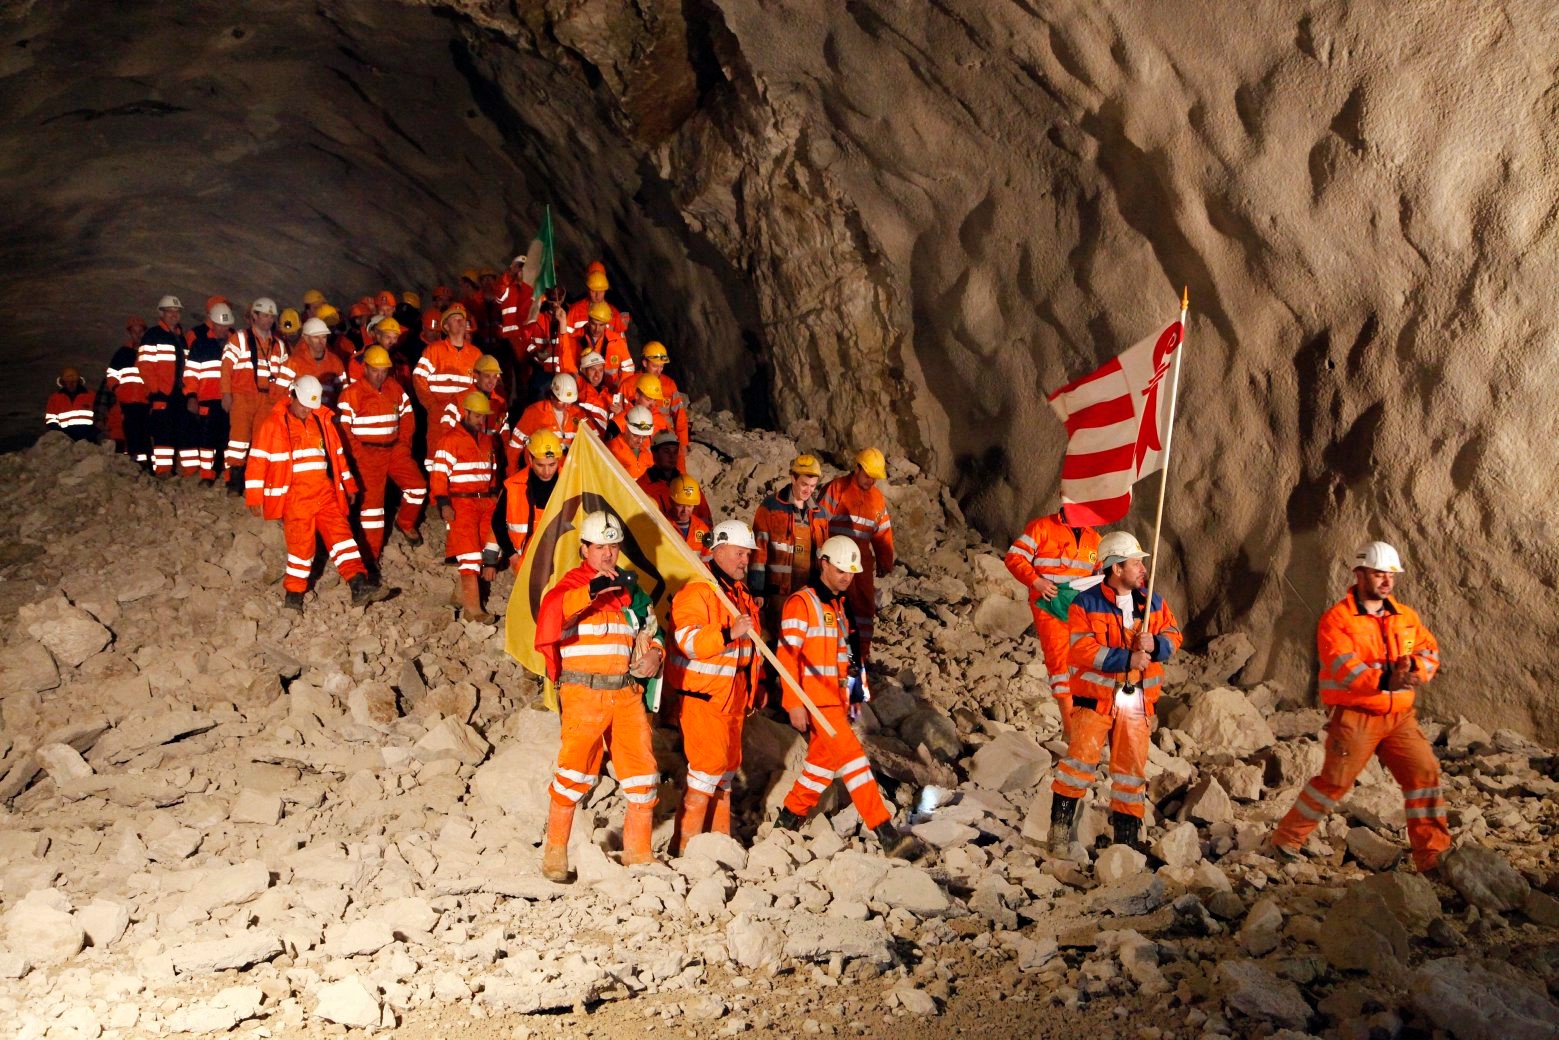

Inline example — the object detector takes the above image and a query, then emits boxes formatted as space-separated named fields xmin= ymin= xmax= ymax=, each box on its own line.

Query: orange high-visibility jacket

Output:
xmin=106 ymin=346 xmax=148 ymax=406
xmin=675 ymin=515 xmax=713 ymax=561
xmin=576 ymin=380 xmax=621 ymax=434
xmin=750 ymin=487 xmax=830 ymax=598
xmin=137 ymin=321 xmax=184 ymax=399
xmin=221 ymin=327 xmax=279 ymax=396
xmin=525 ymin=312 xmax=566 ymax=374
xmin=438 ymin=390 xmax=509 ymax=444
xmin=273 ymin=348 xmax=346 ymax=407
xmin=494 ymin=274 xmax=533 ymax=342
xmin=430 ymin=422 xmax=499 ymax=503
xmin=412 ymin=338 xmax=480 ymax=412
xmin=609 ymin=435 xmax=654 ymax=479
xmin=564 ymin=297 xmax=629 ymax=337
xmin=246 ymin=400 xmax=358 ymax=520
xmin=608 ymin=398 xmax=670 ymax=441
xmin=1067 ymin=583 xmax=1183 ymax=712
xmin=337 ymin=378 xmax=415 ymax=449
xmin=503 ymin=463 xmax=562 ymax=561
xmin=777 ymin=585 xmax=853 ymax=713
xmin=182 ymin=330 xmax=225 ymax=402
xmin=666 ymin=578 xmax=762 ymax=712
xmin=1005 ymin=513 xmax=1100 ymax=589
xmin=1317 ymin=591 xmax=1441 ymax=716
xmin=506 ymin=399 xmax=583 ymax=470
xmin=639 ymin=469 xmax=713 ymax=525
xmin=648 ymin=372 xmax=691 ymax=450
xmin=548 ymin=564 xmax=639 ymax=678
xmin=559 ymin=325 xmax=633 ymax=382
xmin=45 ymin=388 xmax=95 ymax=432
xmin=818 ymin=475 xmax=895 ymax=574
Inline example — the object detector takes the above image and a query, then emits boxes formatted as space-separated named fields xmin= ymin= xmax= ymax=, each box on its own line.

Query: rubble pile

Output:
xmin=0 ymin=417 xmax=1555 ymax=1039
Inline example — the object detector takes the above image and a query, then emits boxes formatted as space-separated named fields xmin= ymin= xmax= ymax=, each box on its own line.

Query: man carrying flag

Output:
xmin=1005 ymin=506 xmax=1100 ymax=738
xmin=534 ymin=511 xmax=665 ymax=881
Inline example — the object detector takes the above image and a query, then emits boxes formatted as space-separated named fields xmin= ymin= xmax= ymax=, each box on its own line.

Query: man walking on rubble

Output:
xmin=1005 ymin=505 xmax=1101 ymax=738
xmin=817 ymin=448 xmax=895 ymax=665
xmin=1270 ymin=541 xmax=1450 ymax=873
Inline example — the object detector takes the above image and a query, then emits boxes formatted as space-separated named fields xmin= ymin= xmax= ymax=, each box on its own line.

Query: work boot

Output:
xmin=399 ymin=525 xmax=423 ymax=546
xmin=874 ymin=821 xmax=926 ymax=862
xmin=773 ymin=807 xmax=805 ymax=832
xmin=457 ymin=572 xmax=495 ymax=623
xmin=672 ymin=789 xmax=714 ymax=857
xmin=1268 ymin=840 xmax=1305 ymax=864
xmin=1047 ymin=794 xmax=1082 ymax=858
xmin=621 ymin=802 xmax=656 ymax=866
xmin=1110 ymin=811 xmax=1148 ymax=854
xmin=282 ymin=590 xmax=305 ymax=612
xmin=541 ymin=800 xmax=576 ymax=884
xmin=349 ymin=574 xmax=391 ymax=606
xmin=226 ymin=467 xmax=244 ymax=495
xmin=710 ymin=789 xmax=732 ymax=837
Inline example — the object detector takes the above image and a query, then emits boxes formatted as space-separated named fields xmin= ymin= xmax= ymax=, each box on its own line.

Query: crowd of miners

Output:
xmin=46 ymin=257 xmax=1452 ymax=883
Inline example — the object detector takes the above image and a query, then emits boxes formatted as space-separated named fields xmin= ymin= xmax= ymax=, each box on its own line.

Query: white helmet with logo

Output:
xmin=1352 ymin=541 xmax=1404 ymax=573
xmin=551 ymin=372 xmax=578 ymax=404
xmin=579 ymin=510 xmax=624 ymax=545
xmin=292 ymin=374 xmax=324 ymax=409
xmin=1098 ymin=530 xmax=1150 ymax=569
xmin=208 ymin=302 xmax=235 ymax=327
xmin=251 ymin=297 xmax=278 ymax=316
xmin=819 ymin=535 xmax=863 ymax=574
xmin=710 ymin=520 xmax=758 ymax=552
xmin=157 ymin=295 xmax=182 ymax=310
xmin=300 ymin=317 xmax=331 ymax=338
xmin=625 ymin=406 xmax=655 ymax=436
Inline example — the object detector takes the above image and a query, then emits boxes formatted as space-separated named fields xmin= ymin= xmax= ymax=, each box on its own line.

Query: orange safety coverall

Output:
xmin=436 ymin=390 xmax=510 ymax=470
xmin=1273 ymin=591 xmax=1449 ymax=871
xmin=412 ymin=338 xmax=481 ymax=420
xmin=44 ymin=388 xmax=96 ymax=437
xmin=506 ymin=399 xmax=583 ymax=471
xmin=536 ymin=563 xmax=661 ymax=811
xmin=525 ymin=311 xmax=567 ymax=375
xmin=609 ymin=435 xmax=654 ymax=480
xmin=777 ymin=585 xmax=892 ymax=830
xmin=221 ymin=326 xmax=280 ymax=472
xmin=139 ymin=320 xmax=184 ymax=474
xmin=429 ymin=422 xmax=500 ymax=575
xmin=559 ymin=325 xmax=634 ymax=387
xmin=817 ymin=475 xmax=895 ymax=662
xmin=273 ymin=348 xmax=346 ymax=409
xmin=502 ymin=462 xmax=561 ymax=564
xmin=1052 ymin=582 xmax=1182 ymax=818
xmin=575 ymin=379 xmax=620 ymax=435
xmin=337 ymin=376 xmax=427 ymax=558
xmin=639 ymin=469 xmax=713 ymax=526
xmin=247 ymin=400 xmax=365 ymax=592
xmin=564 ymin=297 xmax=630 ymax=337
xmin=494 ymin=273 xmax=533 ymax=351
xmin=673 ymin=515 xmax=713 ymax=562
xmin=181 ymin=331 xmax=227 ymax=478
xmin=646 ymin=371 xmax=691 ymax=466
xmin=667 ymin=578 xmax=762 ymax=802
xmin=749 ymin=486 xmax=830 ymax=622
xmin=1004 ymin=512 xmax=1101 ymax=719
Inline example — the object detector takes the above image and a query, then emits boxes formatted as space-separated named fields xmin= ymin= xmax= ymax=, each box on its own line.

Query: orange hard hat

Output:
xmin=126 ymin=315 xmax=147 ymax=331
xmin=586 ymin=261 xmax=606 ymax=277
xmin=441 ymin=303 xmax=469 ymax=326
xmin=403 ymin=290 xmax=422 ymax=308
xmin=348 ymin=302 xmax=371 ymax=319
xmin=205 ymin=295 xmax=230 ymax=313
xmin=422 ymin=308 xmax=442 ymax=334
xmin=432 ymin=284 xmax=451 ymax=297
xmin=375 ymin=290 xmax=397 ymax=308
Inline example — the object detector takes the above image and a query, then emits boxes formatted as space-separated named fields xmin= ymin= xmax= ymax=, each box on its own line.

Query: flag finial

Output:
xmin=1181 ymin=286 xmax=1190 ymax=311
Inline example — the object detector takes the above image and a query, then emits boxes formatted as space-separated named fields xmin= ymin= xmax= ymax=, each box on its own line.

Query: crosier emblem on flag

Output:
xmin=1046 ymin=292 xmax=1190 ymax=527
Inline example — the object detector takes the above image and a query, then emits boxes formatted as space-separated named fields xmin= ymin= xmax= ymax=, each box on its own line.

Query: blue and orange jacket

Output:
xmin=1067 ymin=583 xmax=1182 ymax=712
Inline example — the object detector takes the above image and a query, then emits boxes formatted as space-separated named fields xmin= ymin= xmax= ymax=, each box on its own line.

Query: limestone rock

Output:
xmin=170 ymin=931 xmax=284 ymax=975
xmin=1188 ymin=634 xmax=1257 ymax=687
xmin=20 ymin=598 xmax=111 ymax=667
xmin=969 ymin=730 xmax=1051 ymax=791
xmin=1177 ymin=687 xmax=1275 ymax=756
xmin=346 ymin=681 xmax=399 ymax=728
xmin=1239 ymin=897 xmax=1285 ymax=956
xmin=1439 ymin=844 xmax=1530 ymax=912
xmin=470 ymin=712 xmax=560 ymax=833
xmin=314 ymin=976 xmax=382 ymax=1028
xmin=167 ymin=986 xmax=264 ymax=1034
xmin=781 ymin=913 xmax=893 ymax=964
xmin=2 ymin=898 xmax=84 ymax=965
xmin=1346 ymin=826 xmax=1403 ymax=871
xmin=1153 ymin=821 xmax=1203 ymax=868
xmin=1319 ymin=890 xmax=1408 ymax=972
xmin=412 ymin=715 xmax=490 ymax=765
xmin=77 ymin=899 xmax=130 ymax=948
xmin=1090 ymin=873 xmax=1167 ymax=917
xmin=898 ymin=708 xmax=962 ymax=762
xmin=1409 ymin=957 xmax=1559 ymax=1040
xmin=1180 ymin=777 xmax=1233 ymax=825
xmin=230 ymin=788 xmax=283 ymax=826
xmin=822 ymin=850 xmax=892 ymax=902
xmin=89 ymin=710 xmax=217 ymax=765
xmin=1 ymin=639 xmax=59 ymax=694
xmin=971 ymin=594 xmax=1032 ymax=639
xmin=34 ymin=742 xmax=93 ymax=783
xmin=1219 ymin=959 xmax=1312 ymax=1030
xmin=1353 ymin=871 xmax=1441 ymax=934
xmin=895 ymin=985 xmax=939 ymax=1016
xmin=726 ymin=914 xmax=784 ymax=971
xmin=871 ymin=866 xmax=949 ymax=915
xmin=684 ymin=831 xmax=747 ymax=870
xmin=1095 ymin=844 xmax=1147 ymax=884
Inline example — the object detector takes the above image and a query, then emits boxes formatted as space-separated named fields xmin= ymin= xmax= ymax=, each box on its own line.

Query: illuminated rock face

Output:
xmin=5 ymin=0 xmax=1554 ymax=736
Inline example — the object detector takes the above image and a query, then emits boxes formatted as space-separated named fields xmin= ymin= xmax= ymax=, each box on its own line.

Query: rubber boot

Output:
xmin=710 ymin=789 xmax=732 ymax=837
xmin=774 ymin=807 xmax=805 ymax=831
xmin=349 ymin=574 xmax=391 ymax=606
xmin=1111 ymin=811 xmax=1148 ymax=854
xmin=283 ymin=590 xmax=305 ymax=612
xmin=621 ymin=802 xmax=656 ymax=866
xmin=399 ymin=525 xmax=423 ymax=545
xmin=1047 ymin=794 xmax=1081 ymax=858
xmin=226 ymin=466 xmax=244 ymax=495
xmin=458 ymin=572 xmax=495 ymax=623
xmin=541 ymin=800 xmax=575 ymax=884
xmin=874 ymin=821 xmax=927 ymax=862
xmin=672 ymin=789 xmax=713 ymax=857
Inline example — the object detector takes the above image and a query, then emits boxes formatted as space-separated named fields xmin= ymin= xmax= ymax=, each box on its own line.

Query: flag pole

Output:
xmin=575 ymin=425 xmax=838 ymax=738
xmin=1143 ymin=287 xmax=1189 ymax=608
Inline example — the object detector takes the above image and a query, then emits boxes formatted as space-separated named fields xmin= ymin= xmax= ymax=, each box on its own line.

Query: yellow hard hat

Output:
xmin=527 ymin=429 xmax=564 ymax=460
xmin=302 ymin=289 xmax=325 ymax=306
xmin=587 ymin=301 xmax=613 ymax=324
xmin=791 ymin=453 xmax=822 ymax=477
xmin=316 ymin=304 xmax=341 ymax=326
xmin=856 ymin=447 xmax=887 ymax=480
xmin=585 ymin=271 xmax=609 ymax=292
xmin=403 ymin=290 xmax=421 ymax=308
xmin=374 ymin=317 xmax=403 ymax=337
xmin=461 ymin=390 xmax=491 ymax=416
xmin=279 ymin=308 xmax=301 ymax=333
xmin=634 ymin=373 xmax=665 ymax=401
xmin=670 ymin=475 xmax=701 ymax=506
xmin=363 ymin=346 xmax=393 ymax=369
xmin=461 ymin=268 xmax=481 ymax=284
xmin=474 ymin=354 xmax=503 ymax=375
xmin=441 ymin=302 xmax=469 ymax=326
xmin=641 ymin=341 xmax=669 ymax=363
xmin=59 ymin=366 xmax=80 ymax=383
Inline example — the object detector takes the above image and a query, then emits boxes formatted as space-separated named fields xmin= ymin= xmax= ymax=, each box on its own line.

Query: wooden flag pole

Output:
xmin=1143 ymin=287 xmax=1190 ymax=608
xmin=576 ymin=426 xmax=838 ymax=738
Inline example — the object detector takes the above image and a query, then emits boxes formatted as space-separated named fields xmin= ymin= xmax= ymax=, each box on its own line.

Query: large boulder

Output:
xmin=1410 ymin=957 xmax=1559 ymax=1040
xmin=1177 ymin=686 xmax=1276 ymax=756
xmin=472 ymin=710 xmax=562 ymax=833
xmin=19 ymin=598 xmax=111 ymax=667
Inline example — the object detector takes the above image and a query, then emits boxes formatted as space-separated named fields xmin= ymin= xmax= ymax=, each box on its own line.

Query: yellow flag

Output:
xmin=504 ymin=425 xmax=711 ymax=708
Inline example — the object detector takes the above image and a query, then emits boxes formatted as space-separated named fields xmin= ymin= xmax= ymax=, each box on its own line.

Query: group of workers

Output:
xmin=55 ymin=263 xmax=1451 ymax=880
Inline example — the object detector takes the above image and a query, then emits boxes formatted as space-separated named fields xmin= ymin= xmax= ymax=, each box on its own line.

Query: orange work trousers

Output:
xmin=1273 ymin=707 xmax=1450 ymax=871
xmin=1033 ymin=608 xmax=1075 ymax=725
xmin=446 ymin=496 xmax=497 ymax=574
xmin=679 ymin=686 xmax=746 ymax=797
xmin=844 ymin=571 xmax=876 ymax=664
xmin=549 ymin=683 xmax=660 ymax=810
xmin=1051 ymin=697 xmax=1151 ymax=818
xmin=354 ymin=445 xmax=427 ymax=558
xmin=781 ymin=704 xmax=891 ymax=830
xmin=282 ymin=494 xmax=366 ymax=593
xmin=224 ymin=392 xmax=266 ymax=471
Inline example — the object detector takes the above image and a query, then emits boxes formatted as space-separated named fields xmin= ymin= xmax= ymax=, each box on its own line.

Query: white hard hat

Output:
xmin=550 ymin=372 xmax=578 ymax=404
xmin=208 ymin=302 xmax=235 ymax=326
xmin=292 ymin=374 xmax=324 ymax=409
xmin=710 ymin=520 xmax=758 ymax=552
xmin=819 ymin=535 xmax=864 ymax=574
xmin=579 ymin=510 xmax=624 ymax=546
xmin=625 ymin=406 xmax=655 ymax=436
xmin=578 ymin=350 xmax=606 ymax=370
xmin=251 ymin=297 xmax=278 ymax=316
xmin=1353 ymin=541 xmax=1404 ymax=573
xmin=157 ymin=295 xmax=182 ymax=310
xmin=300 ymin=317 xmax=331 ymax=338
xmin=651 ymin=429 xmax=679 ymax=448
xmin=1098 ymin=530 xmax=1150 ymax=568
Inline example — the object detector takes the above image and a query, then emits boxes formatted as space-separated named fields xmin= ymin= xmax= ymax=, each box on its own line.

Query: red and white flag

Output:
xmin=1047 ymin=320 xmax=1184 ymax=525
